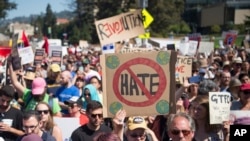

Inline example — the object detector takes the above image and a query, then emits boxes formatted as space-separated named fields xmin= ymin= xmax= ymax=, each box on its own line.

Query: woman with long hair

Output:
xmin=35 ymin=102 xmax=63 ymax=141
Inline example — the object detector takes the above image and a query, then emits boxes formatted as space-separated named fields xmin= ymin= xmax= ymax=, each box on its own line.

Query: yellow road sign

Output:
xmin=142 ymin=9 xmax=154 ymax=28
xmin=139 ymin=32 xmax=150 ymax=39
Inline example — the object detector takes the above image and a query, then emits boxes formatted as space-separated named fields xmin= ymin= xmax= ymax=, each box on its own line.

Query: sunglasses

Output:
xmin=243 ymin=91 xmax=250 ymax=95
xmin=171 ymin=130 xmax=191 ymax=136
xmin=37 ymin=110 xmax=49 ymax=115
xmin=91 ymin=114 xmax=103 ymax=118
xmin=130 ymin=133 xmax=146 ymax=138
xmin=84 ymin=94 xmax=90 ymax=97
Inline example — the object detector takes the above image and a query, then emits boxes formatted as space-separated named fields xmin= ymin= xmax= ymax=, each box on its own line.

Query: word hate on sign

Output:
xmin=95 ymin=10 xmax=145 ymax=45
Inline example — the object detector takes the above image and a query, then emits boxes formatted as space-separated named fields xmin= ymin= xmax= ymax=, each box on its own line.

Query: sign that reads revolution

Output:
xmin=100 ymin=51 xmax=177 ymax=117
xmin=95 ymin=10 xmax=145 ymax=45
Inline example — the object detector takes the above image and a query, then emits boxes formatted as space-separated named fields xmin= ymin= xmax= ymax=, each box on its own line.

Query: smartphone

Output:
xmin=188 ymin=76 xmax=201 ymax=84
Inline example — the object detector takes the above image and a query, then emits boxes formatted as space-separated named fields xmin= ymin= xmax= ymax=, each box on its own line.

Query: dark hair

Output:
xmin=86 ymin=100 xmax=103 ymax=113
xmin=93 ymin=132 xmax=121 ymax=141
xmin=23 ymin=110 xmax=42 ymax=122
xmin=0 ymin=85 xmax=15 ymax=99
xmin=89 ymin=75 xmax=102 ymax=90
xmin=239 ymin=73 xmax=249 ymax=81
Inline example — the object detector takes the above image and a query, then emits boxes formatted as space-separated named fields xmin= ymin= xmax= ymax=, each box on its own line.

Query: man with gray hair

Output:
xmin=198 ymin=79 xmax=219 ymax=95
xmin=167 ymin=112 xmax=196 ymax=141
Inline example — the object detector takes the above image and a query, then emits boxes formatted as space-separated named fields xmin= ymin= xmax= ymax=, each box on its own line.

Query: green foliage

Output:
xmin=43 ymin=4 xmax=57 ymax=37
xmin=211 ymin=25 xmax=221 ymax=34
xmin=245 ymin=15 xmax=250 ymax=27
xmin=0 ymin=0 xmax=16 ymax=19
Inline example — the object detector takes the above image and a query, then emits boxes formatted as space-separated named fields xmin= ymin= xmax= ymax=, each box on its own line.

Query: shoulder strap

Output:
xmin=48 ymin=96 xmax=54 ymax=109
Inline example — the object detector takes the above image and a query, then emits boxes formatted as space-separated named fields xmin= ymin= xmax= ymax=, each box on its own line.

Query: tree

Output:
xmin=0 ymin=0 xmax=16 ymax=19
xmin=211 ymin=25 xmax=221 ymax=34
xmin=42 ymin=4 xmax=57 ymax=38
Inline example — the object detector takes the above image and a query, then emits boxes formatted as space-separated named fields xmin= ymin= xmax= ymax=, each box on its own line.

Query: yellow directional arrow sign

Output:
xmin=142 ymin=9 xmax=154 ymax=28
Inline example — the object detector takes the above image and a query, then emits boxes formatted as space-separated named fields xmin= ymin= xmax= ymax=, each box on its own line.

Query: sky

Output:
xmin=7 ymin=0 xmax=70 ymax=19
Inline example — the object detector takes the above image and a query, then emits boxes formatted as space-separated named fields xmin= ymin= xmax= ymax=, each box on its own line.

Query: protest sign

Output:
xmin=187 ymin=41 xmax=198 ymax=56
xmin=48 ymin=46 xmax=62 ymax=57
xmin=51 ymin=50 xmax=62 ymax=65
xmin=79 ymin=40 xmax=89 ymax=48
xmin=18 ymin=46 xmax=34 ymax=65
xmin=34 ymin=49 xmax=44 ymax=65
xmin=95 ymin=10 xmax=145 ymax=45
xmin=54 ymin=117 xmax=80 ymax=141
xmin=11 ymin=33 xmax=19 ymax=57
xmin=209 ymin=92 xmax=231 ymax=124
xmin=176 ymin=56 xmax=192 ymax=84
xmin=102 ymin=43 xmax=115 ymax=54
xmin=100 ymin=51 xmax=177 ymax=117
xmin=198 ymin=41 xmax=214 ymax=54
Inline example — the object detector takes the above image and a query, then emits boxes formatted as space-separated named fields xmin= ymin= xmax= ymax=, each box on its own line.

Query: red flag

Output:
xmin=42 ymin=36 xmax=49 ymax=54
xmin=21 ymin=30 xmax=30 ymax=47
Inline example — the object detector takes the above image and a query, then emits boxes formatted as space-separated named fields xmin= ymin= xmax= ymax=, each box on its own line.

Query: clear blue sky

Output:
xmin=7 ymin=0 xmax=70 ymax=19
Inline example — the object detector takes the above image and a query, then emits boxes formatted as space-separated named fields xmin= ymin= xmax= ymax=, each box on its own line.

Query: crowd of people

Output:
xmin=0 ymin=34 xmax=249 ymax=141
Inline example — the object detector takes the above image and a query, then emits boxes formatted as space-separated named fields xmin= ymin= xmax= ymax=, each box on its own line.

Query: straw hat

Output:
xmin=23 ymin=71 xmax=35 ymax=80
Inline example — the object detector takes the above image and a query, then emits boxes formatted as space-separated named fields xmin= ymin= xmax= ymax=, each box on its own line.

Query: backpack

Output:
xmin=23 ymin=92 xmax=54 ymax=111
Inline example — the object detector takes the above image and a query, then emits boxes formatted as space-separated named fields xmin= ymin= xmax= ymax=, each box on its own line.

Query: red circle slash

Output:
xmin=113 ymin=57 xmax=167 ymax=107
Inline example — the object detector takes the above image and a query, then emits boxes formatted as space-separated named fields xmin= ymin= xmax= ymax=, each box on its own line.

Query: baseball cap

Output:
xmin=32 ymin=77 xmax=46 ymax=95
xmin=127 ymin=116 xmax=147 ymax=130
xmin=240 ymin=83 xmax=250 ymax=91
xmin=82 ymin=58 xmax=90 ymax=65
xmin=50 ymin=63 xmax=61 ymax=72
xmin=64 ymin=96 xmax=83 ymax=106
xmin=21 ymin=133 xmax=43 ymax=141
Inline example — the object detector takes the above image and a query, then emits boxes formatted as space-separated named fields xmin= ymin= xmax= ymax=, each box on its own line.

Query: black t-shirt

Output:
xmin=0 ymin=107 xmax=23 ymax=141
xmin=71 ymin=124 xmax=112 ymax=141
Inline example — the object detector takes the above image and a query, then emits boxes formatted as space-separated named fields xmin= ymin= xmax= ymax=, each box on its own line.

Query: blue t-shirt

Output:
xmin=55 ymin=85 xmax=80 ymax=102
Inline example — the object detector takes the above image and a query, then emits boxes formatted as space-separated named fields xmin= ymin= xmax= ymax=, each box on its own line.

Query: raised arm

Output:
xmin=9 ymin=63 xmax=26 ymax=97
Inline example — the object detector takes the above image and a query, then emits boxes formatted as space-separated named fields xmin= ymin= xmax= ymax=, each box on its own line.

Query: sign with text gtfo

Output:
xmin=95 ymin=10 xmax=145 ymax=45
xmin=209 ymin=92 xmax=231 ymax=124
xmin=100 ymin=51 xmax=177 ymax=117
xmin=176 ymin=56 xmax=192 ymax=84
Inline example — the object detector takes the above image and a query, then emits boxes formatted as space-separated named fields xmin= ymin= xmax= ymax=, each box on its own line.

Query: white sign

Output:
xmin=209 ymin=92 xmax=231 ymax=124
xmin=179 ymin=42 xmax=189 ymax=56
xmin=187 ymin=41 xmax=198 ymax=56
xmin=18 ymin=46 xmax=34 ymax=65
xmin=198 ymin=41 xmax=214 ymax=54
xmin=54 ymin=117 xmax=80 ymax=141
xmin=49 ymin=46 xmax=62 ymax=57
xmin=102 ymin=43 xmax=115 ymax=54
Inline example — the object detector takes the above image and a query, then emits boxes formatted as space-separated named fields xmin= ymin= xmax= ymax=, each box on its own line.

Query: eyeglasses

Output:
xmin=23 ymin=124 xmax=39 ymax=130
xmin=130 ymin=133 xmax=146 ymax=138
xmin=37 ymin=110 xmax=49 ymax=115
xmin=171 ymin=129 xmax=191 ymax=136
xmin=91 ymin=114 xmax=103 ymax=118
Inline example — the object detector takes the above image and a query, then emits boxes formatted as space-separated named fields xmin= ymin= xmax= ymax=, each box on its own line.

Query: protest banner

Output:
xmin=198 ymin=41 xmax=214 ymax=54
xmin=100 ymin=51 xmax=177 ymax=117
xmin=51 ymin=50 xmax=62 ymax=65
xmin=18 ymin=46 xmax=34 ymax=65
xmin=54 ymin=117 xmax=80 ymax=141
xmin=34 ymin=49 xmax=44 ymax=65
xmin=95 ymin=10 xmax=145 ymax=45
xmin=176 ymin=56 xmax=192 ymax=84
xmin=209 ymin=92 xmax=231 ymax=124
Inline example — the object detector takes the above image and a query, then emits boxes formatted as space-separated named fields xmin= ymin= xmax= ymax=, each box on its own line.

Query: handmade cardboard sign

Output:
xmin=18 ymin=46 xmax=34 ymax=65
xmin=176 ymin=56 xmax=192 ymax=84
xmin=34 ymin=49 xmax=44 ymax=65
xmin=49 ymin=46 xmax=62 ymax=57
xmin=95 ymin=10 xmax=145 ymax=45
xmin=209 ymin=92 xmax=231 ymax=124
xmin=198 ymin=41 xmax=214 ymax=54
xmin=100 ymin=51 xmax=177 ymax=117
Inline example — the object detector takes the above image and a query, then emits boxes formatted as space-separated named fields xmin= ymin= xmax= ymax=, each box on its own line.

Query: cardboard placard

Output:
xmin=51 ymin=50 xmax=62 ymax=65
xmin=209 ymin=92 xmax=231 ymax=124
xmin=95 ymin=10 xmax=145 ymax=45
xmin=11 ymin=33 xmax=19 ymax=57
xmin=100 ymin=51 xmax=177 ymax=117
xmin=198 ymin=41 xmax=214 ymax=54
xmin=34 ymin=49 xmax=44 ymax=65
xmin=176 ymin=56 xmax=192 ymax=84
xmin=18 ymin=46 xmax=34 ymax=65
